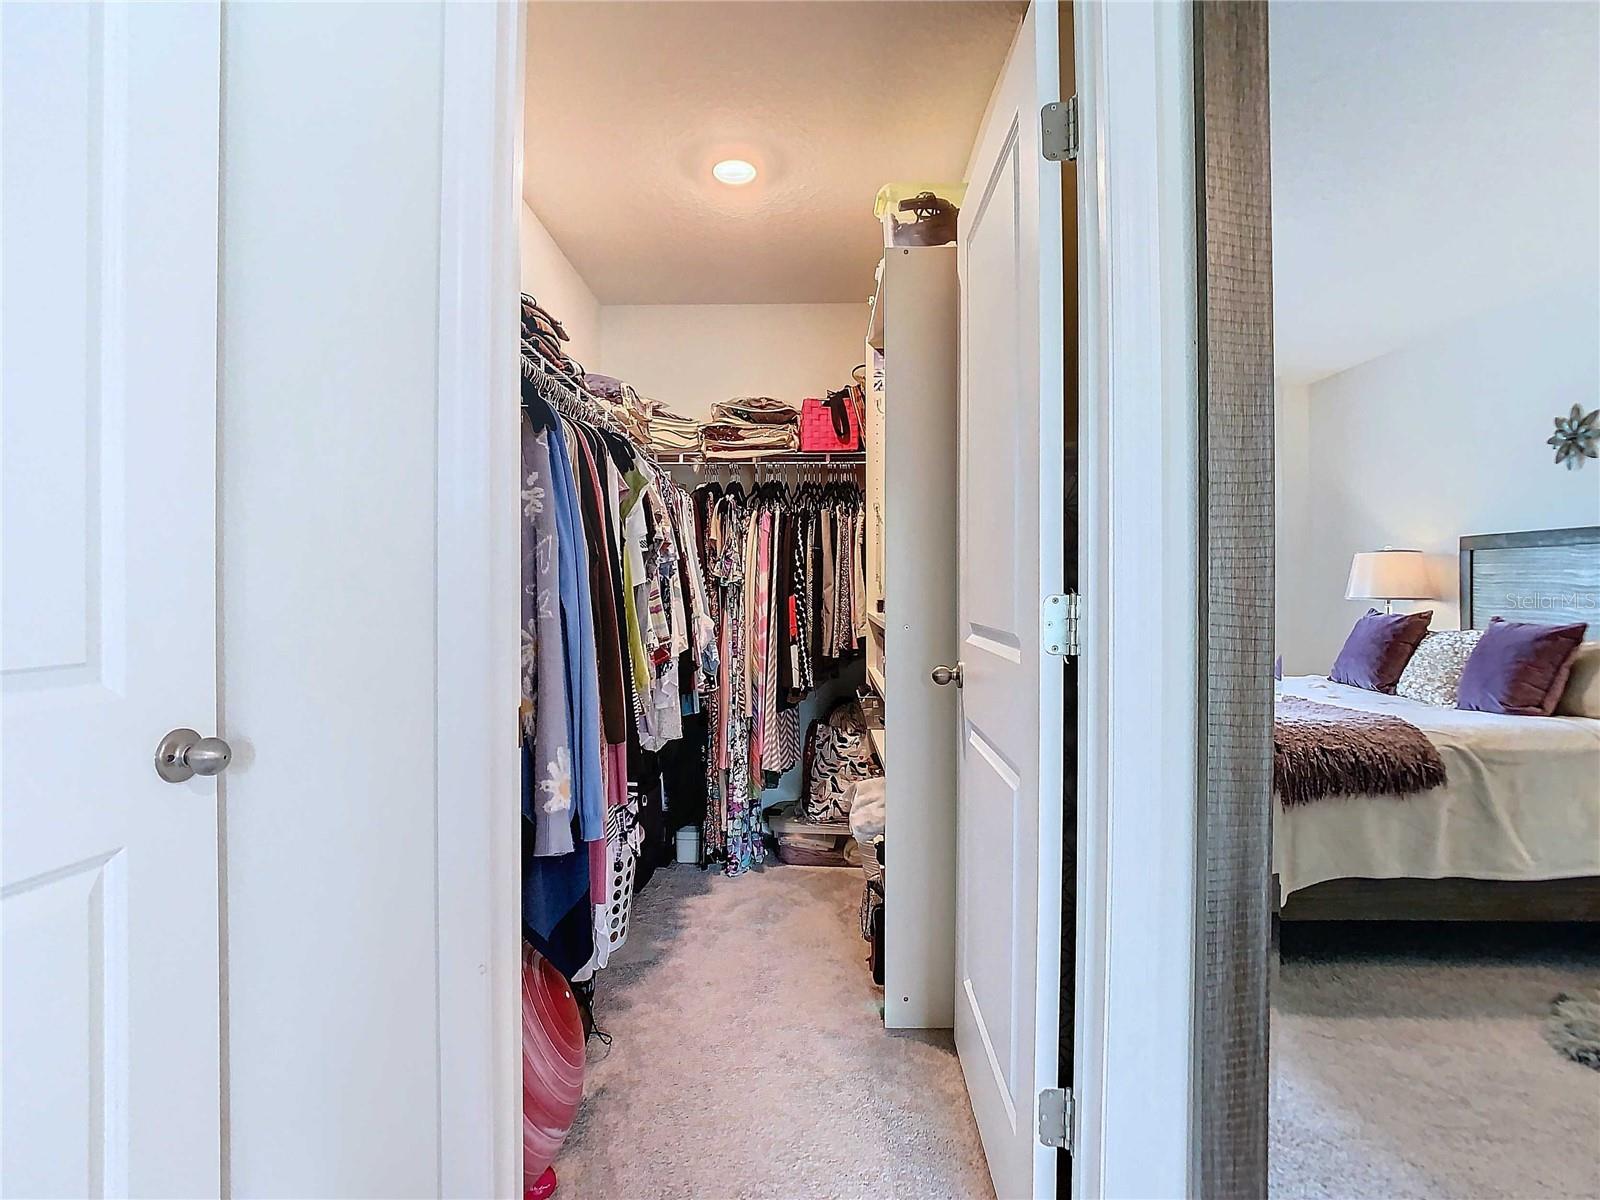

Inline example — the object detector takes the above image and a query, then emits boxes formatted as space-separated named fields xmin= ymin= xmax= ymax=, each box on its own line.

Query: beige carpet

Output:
xmin=1271 ymin=923 xmax=1600 ymax=1199
xmin=555 ymin=862 xmax=994 ymax=1200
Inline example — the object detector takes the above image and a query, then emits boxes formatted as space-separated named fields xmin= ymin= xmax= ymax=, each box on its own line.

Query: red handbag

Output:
xmin=800 ymin=387 xmax=861 ymax=452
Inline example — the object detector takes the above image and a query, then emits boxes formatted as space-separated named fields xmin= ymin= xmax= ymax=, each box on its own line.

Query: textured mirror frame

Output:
xmin=1193 ymin=3 xmax=1275 ymax=1196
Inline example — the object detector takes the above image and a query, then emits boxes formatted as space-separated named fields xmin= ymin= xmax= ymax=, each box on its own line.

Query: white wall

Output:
xmin=1270 ymin=1 xmax=1600 ymax=381
xmin=599 ymin=303 xmax=865 ymax=417
xmin=1274 ymin=378 xmax=1310 ymax=666
xmin=220 ymin=4 xmax=445 ymax=1193
xmin=516 ymin=230 xmax=864 ymax=420
xmin=1277 ymin=276 xmax=1600 ymax=674
xmin=520 ymin=199 xmax=601 ymax=366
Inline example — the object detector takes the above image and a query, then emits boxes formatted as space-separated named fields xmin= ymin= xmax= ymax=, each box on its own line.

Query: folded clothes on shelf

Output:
xmin=709 ymin=395 xmax=800 ymax=426
xmin=522 ymin=295 xmax=585 ymax=383
xmin=699 ymin=421 xmax=800 ymax=458
xmin=581 ymin=372 xmax=654 ymax=445
xmin=648 ymin=407 xmax=701 ymax=453
xmin=697 ymin=395 xmax=801 ymax=458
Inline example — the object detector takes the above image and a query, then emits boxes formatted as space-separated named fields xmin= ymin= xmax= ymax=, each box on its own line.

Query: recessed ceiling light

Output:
xmin=712 ymin=158 xmax=758 ymax=186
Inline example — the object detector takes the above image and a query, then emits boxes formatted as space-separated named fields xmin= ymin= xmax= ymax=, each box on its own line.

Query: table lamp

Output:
xmin=1345 ymin=547 xmax=1432 ymax=614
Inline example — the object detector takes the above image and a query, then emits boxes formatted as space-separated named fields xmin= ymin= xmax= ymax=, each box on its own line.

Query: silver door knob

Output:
xmin=930 ymin=663 xmax=964 ymax=688
xmin=155 ymin=728 xmax=233 ymax=783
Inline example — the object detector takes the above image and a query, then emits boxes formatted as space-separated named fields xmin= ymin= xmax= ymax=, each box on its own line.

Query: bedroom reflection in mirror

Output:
xmin=1267 ymin=0 xmax=1600 ymax=1193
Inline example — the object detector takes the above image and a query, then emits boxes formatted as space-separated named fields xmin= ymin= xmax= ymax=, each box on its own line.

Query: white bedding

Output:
xmin=1273 ymin=675 xmax=1600 ymax=897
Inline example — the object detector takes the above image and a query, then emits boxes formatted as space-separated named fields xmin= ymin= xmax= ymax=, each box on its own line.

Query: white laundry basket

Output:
xmin=603 ymin=804 xmax=640 ymax=954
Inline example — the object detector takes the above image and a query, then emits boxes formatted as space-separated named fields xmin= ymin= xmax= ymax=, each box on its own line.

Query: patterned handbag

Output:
xmin=799 ymin=386 xmax=861 ymax=452
xmin=798 ymin=698 xmax=881 ymax=823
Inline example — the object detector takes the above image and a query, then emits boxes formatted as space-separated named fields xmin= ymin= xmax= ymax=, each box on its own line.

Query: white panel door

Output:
xmin=954 ymin=3 xmax=1066 ymax=1197
xmin=1 ymin=4 xmax=223 ymax=1197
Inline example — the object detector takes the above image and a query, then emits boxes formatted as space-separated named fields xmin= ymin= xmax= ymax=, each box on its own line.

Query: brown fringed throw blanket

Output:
xmin=1274 ymin=697 xmax=1448 ymax=806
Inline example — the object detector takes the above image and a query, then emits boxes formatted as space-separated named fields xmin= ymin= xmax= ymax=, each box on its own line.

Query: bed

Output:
xmin=1276 ymin=526 xmax=1600 ymax=921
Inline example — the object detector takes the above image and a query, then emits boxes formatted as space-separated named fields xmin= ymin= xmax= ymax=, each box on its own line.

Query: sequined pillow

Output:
xmin=1396 ymin=629 xmax=1482 ymax=706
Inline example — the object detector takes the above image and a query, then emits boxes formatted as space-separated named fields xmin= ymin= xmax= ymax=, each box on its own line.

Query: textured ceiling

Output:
xmin=1271 ymin=1 xmax=1600 ymax=382
xmin=523 ymin=0 xmax=1024 ymax=305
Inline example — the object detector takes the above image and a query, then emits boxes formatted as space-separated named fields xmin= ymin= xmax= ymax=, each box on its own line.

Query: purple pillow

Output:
xmin=1330 ymin=608 xmax=1433 ymax=693
xmin=1457 ymin=617 xmax=1588 ymax=716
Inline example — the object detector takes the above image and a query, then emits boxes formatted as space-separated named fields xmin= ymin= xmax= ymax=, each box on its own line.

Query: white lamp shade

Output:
xmin=1345 ymin=549 xmax=1432 ymax=600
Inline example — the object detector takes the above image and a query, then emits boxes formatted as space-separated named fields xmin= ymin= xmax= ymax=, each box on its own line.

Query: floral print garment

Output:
xmin=698 ymin=490 xmax=728 ymax=865
xmin=723 ymin=498 xmax=758 ymax=874
xmin=642 ymin=481 xmax=685 ymax=744
xmin=521 ymin=415 xmax=576 ymax=856
xmin=703 ymin=492 xmax=764 ymax=876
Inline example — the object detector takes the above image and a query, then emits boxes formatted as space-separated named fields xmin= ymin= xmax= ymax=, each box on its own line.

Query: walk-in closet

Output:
xmin=513 ymin=3 xmax=1070 ymax=1197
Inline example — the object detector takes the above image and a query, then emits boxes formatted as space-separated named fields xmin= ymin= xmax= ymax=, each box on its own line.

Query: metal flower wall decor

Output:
xmin=1548 ymin=404 xmax=1600 ymax=470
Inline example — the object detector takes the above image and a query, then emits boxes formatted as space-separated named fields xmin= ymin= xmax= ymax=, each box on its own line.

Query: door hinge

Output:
xmin=1042 ymin=591 xmax=1081 ymax=658
xmin=1038 ymin=1087 xmax=1074 ymax=1150
xmin=1041 ymin=95 xmax=1079 ymax=162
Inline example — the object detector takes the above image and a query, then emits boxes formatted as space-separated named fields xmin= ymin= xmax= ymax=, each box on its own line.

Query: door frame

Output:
xmin=433 ymin=2 xmax=526 ymax=1197
xmin=430 ymin=2 xmax=1229 ymax=1197
xmin=1071 ymin=2 xmax=1203 ymax=1197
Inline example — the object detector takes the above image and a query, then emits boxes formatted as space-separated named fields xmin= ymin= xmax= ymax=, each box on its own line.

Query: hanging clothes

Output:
xmin=522 ymin=417 xmax=575 ymax=859
xmin=693 ymin=476 xmax=865 ymax=876
xmin=711 ymin=485 xmax=760 ymax=873
xmin=523 ymin=291 xmax=875 ymax=945
xmin=521 ymin=397 xmax=594 ymax=978
xmin=520 ymin=299 xmax=713 ymax=980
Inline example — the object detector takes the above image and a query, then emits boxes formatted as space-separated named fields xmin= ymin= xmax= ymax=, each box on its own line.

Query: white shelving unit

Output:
xmin=866 ymin=662 xmax=887 ymax=699
xmin=863 ymin=245 xmax=959 ymax=1030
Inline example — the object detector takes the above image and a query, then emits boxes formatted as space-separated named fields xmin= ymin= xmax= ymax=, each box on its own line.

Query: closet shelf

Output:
xmin=868 ymin=258 xmax=886 ymax=350
xmin=868 ymin=725 xmax=887 ymax=765
xmin=656 ymin=450 xmax=865 ymax=466
xmin=866 ymin=663 xmax=887 ymax=698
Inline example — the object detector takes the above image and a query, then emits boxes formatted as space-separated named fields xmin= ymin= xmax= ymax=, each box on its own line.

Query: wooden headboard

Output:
xmin=1460 ymin=527 xmax=1600 ymax=635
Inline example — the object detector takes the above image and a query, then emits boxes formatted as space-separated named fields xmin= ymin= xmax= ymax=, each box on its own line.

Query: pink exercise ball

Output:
xmin=522 ymin=946 xmax=586 ymax=1182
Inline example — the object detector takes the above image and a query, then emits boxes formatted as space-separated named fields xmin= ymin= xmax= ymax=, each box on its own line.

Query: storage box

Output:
xmin=674 ymin=824 xmax=701 ymax=865
xmin=766 ymin=803 xmax=857 ymax=867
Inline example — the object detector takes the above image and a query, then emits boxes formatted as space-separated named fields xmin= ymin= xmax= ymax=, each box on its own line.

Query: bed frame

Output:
xmin=1280 ymin=525 xmax=1600 ymax=922
xmin=1459 ymin=526 xmax=1600 ymax=631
